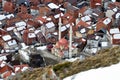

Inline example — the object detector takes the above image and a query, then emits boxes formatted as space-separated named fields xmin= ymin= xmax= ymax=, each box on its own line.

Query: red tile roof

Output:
xmin=27 ymin=20 xmax=40 ymax=28
xmin=96 ymin=21 xmax=106 ymax=31
xmin=30 ymin=6 xmax=39 ymax=10
xmin=76 ymin=20 xmax=90 ymax=28
xmin=0 ymin=38 xmax=5 ymax=48
xmin=17 ymin=13 xmax=33 ymax=20
xmin=18 ymin=5 xmax=28 ymax=13
xmin=3 ymin=1 xmax=15 ymax=13
xmin=0 ymin=65 xmax=13 ymax=74
xmin=6 ymin=17 xmax=21 ymax=26
xmin=2 ymin=71 xmax=12 ymax=79
xmin=14 ymin=64 xmax=28 ymax=73
xmin=112 ymin=39 xmax=120 ymax=45
xmin=30 ymin=0 xmax=39 ymax=5
xmin=36 ymin=16 xmax=47 ymax=24
xmin=78 ymin=6 xmax=88 ymax=15
xmin=90 ymin=0 xmax=102 ymax=8
xmin=96 ymin=18 xmax=112 ymax=31
xmin=22 ymin=29 xmax=36 ymax=45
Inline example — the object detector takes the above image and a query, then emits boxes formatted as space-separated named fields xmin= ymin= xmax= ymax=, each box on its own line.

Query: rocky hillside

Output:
xmin=11 ymin=46 xmax=120 ymax=80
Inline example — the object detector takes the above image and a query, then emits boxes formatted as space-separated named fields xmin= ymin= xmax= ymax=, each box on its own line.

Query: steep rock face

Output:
xmin=11 ymin=46 xmax=120 ymax=80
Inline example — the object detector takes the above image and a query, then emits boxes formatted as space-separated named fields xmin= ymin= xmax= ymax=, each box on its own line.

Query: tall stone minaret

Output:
xmin=58 ymin=15 xmax=62 ymax=40
xmin=69 ymin=24 xmax=72 ymax=58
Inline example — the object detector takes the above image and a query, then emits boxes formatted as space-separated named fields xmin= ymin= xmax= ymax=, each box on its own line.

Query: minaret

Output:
xmin=69 ymin=24 xmax=72 ymax=58
xmin=58 ymin=16 xmax=62 ymax=40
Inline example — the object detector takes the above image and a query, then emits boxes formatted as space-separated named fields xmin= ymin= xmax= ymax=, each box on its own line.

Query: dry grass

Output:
xmin=53 ymin=46 xmax=120 ymax=78
xmin=11 ymin=46 xmax=120 ymax=80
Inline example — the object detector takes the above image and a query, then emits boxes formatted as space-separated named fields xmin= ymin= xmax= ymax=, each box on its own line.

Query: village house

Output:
xmin=63 ymin=2 xmax=79 ymax=18
xmin=3 ymin=1 xmax=15 ymax=13
xmin=22 ymin=29 xmax=36 ymax=45
xmin=39 ymin=5 xmax=51 ymax=16
xmin=96 ymin=17 xmax=112 ymax=31
xmin=13 ymin=64 xmax=29 ymax=73
xmin=90 ymin=0 xmax=102 ymax=9
xmin=0 ymin=64 xmax=14 ymax=79
xmin=36 ymin=30 xmax=47 ymax=44
xmin=41 ymin=21 xmax=56 ymax=35
xmin=30 ymin=5 xmax=39 ymax=16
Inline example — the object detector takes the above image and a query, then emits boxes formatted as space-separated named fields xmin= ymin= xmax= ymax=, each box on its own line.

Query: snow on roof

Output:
xmin=46 ymin=18 xmax=52 ymax=21
xmin=17 ymin=26 xmax=26 ymax=31
xmin=63 ymin=62 xmax=120 ymax=80
xmin=2 ymin=35 xmax=12 ymax=41
xmin=6 ymin=27 xmax=15 ymax=31
xmin=38 ymin=20 xmax=43 ymax=24
xmin=54 ymin=13 xmax=64 ymax=19
xmin=82 ymin=38 xmax=86 ymax=42
xmin=0 ymin=56 xmax=7 ymax=61
xmin=21 ymin=67 xmax=28 ymax=72
xmin=36 ymin=46 xmax=47 ymax=50
xmin=15 ymin=21 xmax=26 ymax=27
xmin=34 ymin=30 xmax=41 ymax=34
xmin=113 ymin=34 xmax=120 ymax=39
xmin=0 ymin=15 xmax=6 ymax=20
xmin=29 ymin=27 xmax=35 ymax=31
xmin=6 ymin=14 xmax=14 ymax=19
xmin=86 ymin=21 xmax=91 ymax=25
xmin=61 ymin=26 xmax=67 ymax=32
xmin=53 ymin=32 xmax=58 ymax=35
xmin=95 ymin=36 xmax=99 ymax=40
xmin=101 ymin=42 xmax=108 ymax=47
xmin=48 ymin=3 xmax=59 ymax=9
xmin=115 ymin=13 xmax=120 ymax=19
xmin=0 ymin=61 xmax=6 ymax=67
xmin=46 ymin=22 xmax=55 ymax=29
xmin=21 ymin=43 xmax=29 ymax=49
xmin=60 ymin=8 xmax=65 ymax=11
xmin=112 ymin=0 xmax=116 ymax=2
xmin=42 ymin=16 xmax=47 ymax=19
xmin=92 ymin=13 xmax=98 ymax=16
xmin=113 ymin=8 xmax=117 ymax=12
xmin=65 ymin=58 xmax=78 ymax=62
xmin=110 ymin=28 xmax=120 ymax=34
xmin=15 ymin=67 xmax=20 ymax=72
xmin=28 ymin=33 xmax=36 ymax=38
xmin=19 ymin=50 xmax=29 ymax=62
xmin=7 ymin=40 xmax=17 ymax=46
xmin=95 ymin=3 xmax=101 ymax=5
xmin=66 ymin=24 xmax=70 ymax=28
xmin=0 ymin=21 xmax=2 ymax=25
xmin=91 ymin=48 xmax=97 ymax=53
xmin=103 ymin=18 xmax=111 ymax=25
xmin=81 ymin=16 xmax=91 ymax=22
xmin=80 ymin=28 xmax=86 ymax=33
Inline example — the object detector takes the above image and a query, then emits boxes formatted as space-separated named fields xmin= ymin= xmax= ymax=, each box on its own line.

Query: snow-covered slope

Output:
xmin=63 ymin=62 xmax=120 ymax=80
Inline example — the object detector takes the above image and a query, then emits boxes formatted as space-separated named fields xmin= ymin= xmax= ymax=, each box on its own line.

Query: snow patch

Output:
xmin=64 ymin=62 xmax=120 ymax=80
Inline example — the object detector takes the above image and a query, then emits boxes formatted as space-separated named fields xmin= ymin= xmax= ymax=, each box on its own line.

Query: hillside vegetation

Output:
xmin=11 ymin=46 xmax=120 ymax=80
